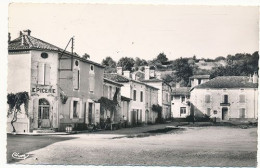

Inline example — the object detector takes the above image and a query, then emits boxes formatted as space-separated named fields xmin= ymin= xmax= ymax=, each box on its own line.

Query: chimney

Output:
xmin=21 ymin=35 xmax=24 ymax=45
xmin=23 ymin=29 xmax=31 ymax=36
xmin=145 ymin=66 xmax=150 ymax=80
xmin=132 ymin=73 xmax=136 ymax=80
xmin=156 ymin=73 xmax=161 ymax=79
xmin=8 ymin=33 xmax=11 ymax=42
xmin=19 ymin=31 xmax=23 ymax=37
xmin=249 ymin=74 xmax=253 ymax=83
xmin=117 ymin=67 xmax=122 ymax=75
xmin=253 ymin=72 xmax=258 ymax=84
xmin=123 ymin=71 xmax=130 ymax=78
xmin=176 ymin=82 xmax=180 ymax=88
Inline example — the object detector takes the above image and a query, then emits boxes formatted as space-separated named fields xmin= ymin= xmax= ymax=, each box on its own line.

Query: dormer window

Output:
xmin=75 ymin=60 xmax=79 ymax=67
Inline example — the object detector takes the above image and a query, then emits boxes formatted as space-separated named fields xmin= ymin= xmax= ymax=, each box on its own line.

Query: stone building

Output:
xmin=190 ymin=75 xmax=258 ymax=121
xmin=7 ymin=30 xmax=104 ymax=133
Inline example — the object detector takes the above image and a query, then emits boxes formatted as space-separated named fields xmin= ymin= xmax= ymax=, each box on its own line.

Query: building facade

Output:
xmin=190 ymin=75 xmax=258 ymax=121
xmin=7 ymin=30 xmax=104 ymax=133
xmin=103 ymin=78 xmax=123 ymax=123
xmin=190 ymin=75 xmax=210 ymax=88
xmin=142 ymin=66 xmax=172 ymax=120
xmin=171 ymin=87 xmax=191 ymax=118
xmin=104 ymin=68 xmax=159 ymax=126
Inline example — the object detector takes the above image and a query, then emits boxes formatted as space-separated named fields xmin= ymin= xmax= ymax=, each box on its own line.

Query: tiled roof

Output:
xmin=104 ymin=78 xmax=123 ymax=87
xmin=141 ymin=78 xmax=163 ymax=82
xmin=8 ymin=35 xmax=62 ymax=51
xmin=194 ymin=76 xmax=258 ymax=89
xmin=8 ymin=34 xmax=104 ymax=68
xmin=172 ymin=87 xmax=190 ymax=96
xmin=190 ymin=75 xmax=210 ymax=79
xmin=104 ymin=73 xmax=130 ymax=83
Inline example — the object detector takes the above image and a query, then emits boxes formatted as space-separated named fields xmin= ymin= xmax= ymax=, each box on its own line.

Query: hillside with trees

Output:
xmin=100 ymin=51 xmax=259 ymax=87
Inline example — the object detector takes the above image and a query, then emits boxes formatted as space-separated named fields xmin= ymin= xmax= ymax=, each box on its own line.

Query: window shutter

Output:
xmin=89 ymin=74 xmax=95 ymax=92
xmin=44 ymin=64 xmax=51 ymax=85
xmin=37 ymin=63 xmax=45 ymax=85
xmin=85 ymin=103 xmax=89 ymax=124
xmin=70 ymin=100 xmax=73 ymax=119
xmin=73 ymin=69 xmax=79 ymax=90
xmin=79 ymin=100 xmax=82 ymax=118
xmin=94 ymin=103 xmax=100 ymax=124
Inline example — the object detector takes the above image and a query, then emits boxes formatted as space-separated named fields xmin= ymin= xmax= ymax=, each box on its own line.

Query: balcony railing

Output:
xmin=220 ymin=102 xmax=230 ymax=106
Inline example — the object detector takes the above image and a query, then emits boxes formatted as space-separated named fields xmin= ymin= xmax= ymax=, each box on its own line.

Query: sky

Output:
xmin=8 ymin=3 xmax=259 ymax=64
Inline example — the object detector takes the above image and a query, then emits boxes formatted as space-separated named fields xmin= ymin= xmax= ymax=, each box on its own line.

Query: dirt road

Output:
xmin=8 ymin=126 xmax=257 ymax=166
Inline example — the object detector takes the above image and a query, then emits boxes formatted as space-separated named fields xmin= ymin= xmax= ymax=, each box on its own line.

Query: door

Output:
xmin=88 ymin=103 xmax=93 ymax=124
xmin=38 ymin=99 xmax=50 ymax=128
xmin=222 ymin=107 xmax=228 ymax=120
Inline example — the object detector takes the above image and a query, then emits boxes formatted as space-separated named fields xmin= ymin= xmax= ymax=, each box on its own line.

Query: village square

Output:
xmin=5 ymin=3 xmax=259 ymax=167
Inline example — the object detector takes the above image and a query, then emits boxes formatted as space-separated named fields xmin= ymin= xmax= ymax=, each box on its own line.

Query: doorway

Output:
xmin=38 ymin=98 xmax=50 ymax=128
xmin=88 ymin=103 xmax=93 ymax=124
xmin=222 ymin=107 xmax=228 ymax=120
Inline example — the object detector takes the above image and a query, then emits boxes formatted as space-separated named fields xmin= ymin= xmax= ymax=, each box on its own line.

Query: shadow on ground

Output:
xmin=7 ymin=134 xmax=77 ymax=163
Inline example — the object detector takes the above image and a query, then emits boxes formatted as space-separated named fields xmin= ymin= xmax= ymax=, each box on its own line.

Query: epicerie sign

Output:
xmin=32 ymin=87 xmax=56 ymax=93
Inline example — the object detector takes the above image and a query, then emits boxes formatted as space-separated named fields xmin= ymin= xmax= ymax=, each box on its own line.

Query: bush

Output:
xmin=186 ymin=114 xmax=210 ymax=122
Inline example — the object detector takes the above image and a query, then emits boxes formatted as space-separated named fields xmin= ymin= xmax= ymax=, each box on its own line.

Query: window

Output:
xmin=205 ymin=94 xmax=210 ymax=103
xmin=73 ymin=69 xmax=80 ymax=90
xmin=166 ymin=93 xmax=169 ymax=102
xmin=214 ymin=110 xmax=217 ymax=114
xmin=37 ymin=63 xmax=51 ymax=85
xmin=239 ymin=95 xmax=245 ymax=103
xmin=207 ymin=108 xmax=211 ymax=116
xmin=140 ymin=91 xmax=143 ymax=102
xmin=239 ymin=108 xmax=245 ymax=118
xmin=181 ymin=96 xmax=185 ymax=102
xmin=133 ymin=90 xmax=137 ymax=101
xmin=198 ymin=79 xmax=201 ymax=84
xmin=223 ymin=95 xmax=228 ymax=103
xmin=180 ymin=107 xmax=186 ymax=115
xmin=73 ymin=101 xmax=78 ymax=118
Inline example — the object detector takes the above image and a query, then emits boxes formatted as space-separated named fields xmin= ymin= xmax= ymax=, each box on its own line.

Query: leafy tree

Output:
xmin=7 ymin=92 xmax=29 ymax=133
xmin=117 ymin=57 xmax=135 ymax=71
xmin=101 ymin=56 xmax=117 ymax=73
xmin=134 ymin=57 xmax=148 ymax=67
xmin=82 ymin=53 xmax=90 ymax=60
xmin=155 ymin=52 xmax=168 ymax=64
xmin=172 ymin=58 xmax=193 ymax=86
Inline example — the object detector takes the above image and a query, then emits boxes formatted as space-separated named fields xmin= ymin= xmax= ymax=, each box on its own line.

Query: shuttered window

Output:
xmin=239 ymin=95 xmax=245 ymax=103
xmin=73 ymin=69 xmax=80 ymax=90
xmin=37 ymin=63 xmax=51 ymax=85
xmin=140 ymin=91 xmax=143 ymax=102
xmin=205 ymin=94 xmax=210 ymax=103
xmin=89 ymin=75 xmax=95 ymax=93
xmin=207 ymin=108 xmax=211 ymax=116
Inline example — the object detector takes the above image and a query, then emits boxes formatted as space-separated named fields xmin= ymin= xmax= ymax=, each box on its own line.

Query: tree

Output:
xmin=7 ymin=92 xmax=29 ymax=133
xmin=172 ymin=58 xmax=193 ymax=86
xmin=155 ymin=52 xmax=168 ymax=64
xmin=117 ymin=57 xmax=135 ymax=71
xmin=101 ymin=56 xmax=117 ymax=73
xmin=82 ymin=53 xmax=90 ymax=60
xmin=134 ymin=57 xmax=148 ymax=67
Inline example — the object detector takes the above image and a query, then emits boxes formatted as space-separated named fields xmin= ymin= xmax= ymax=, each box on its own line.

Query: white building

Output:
xmin=190 ymin=75 xmax=258 ymax=121
xmin=171 ymin=87 xmax=191 ymax=118
xmin=190 ymin=75 xmax=210 ymax=88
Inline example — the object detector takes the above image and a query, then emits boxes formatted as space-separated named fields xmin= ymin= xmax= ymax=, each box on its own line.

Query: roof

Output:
xmin=8 ymin=34 xmax=104 ymax=68
xmin=104 ymin=78 xmax=123 ymax=87
xmin=9 ymin=35 xmax=62 ymax=51
xmin=104 ymin=73 xmax=130 ymax=83
xmin=141 ymin=78 xmax=163 ymax=83
xmin=121 ymin=96 xmax=131 ymax=101
xmin=190 ymin=75 xmax=210 ymax=79
xmin=193 ymin=76 xmax=258 ymax=89
xmin=104 ymin=73 xmax=159 ymax=90
xmin=172 ymin=87 xmax=190 ymax=96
